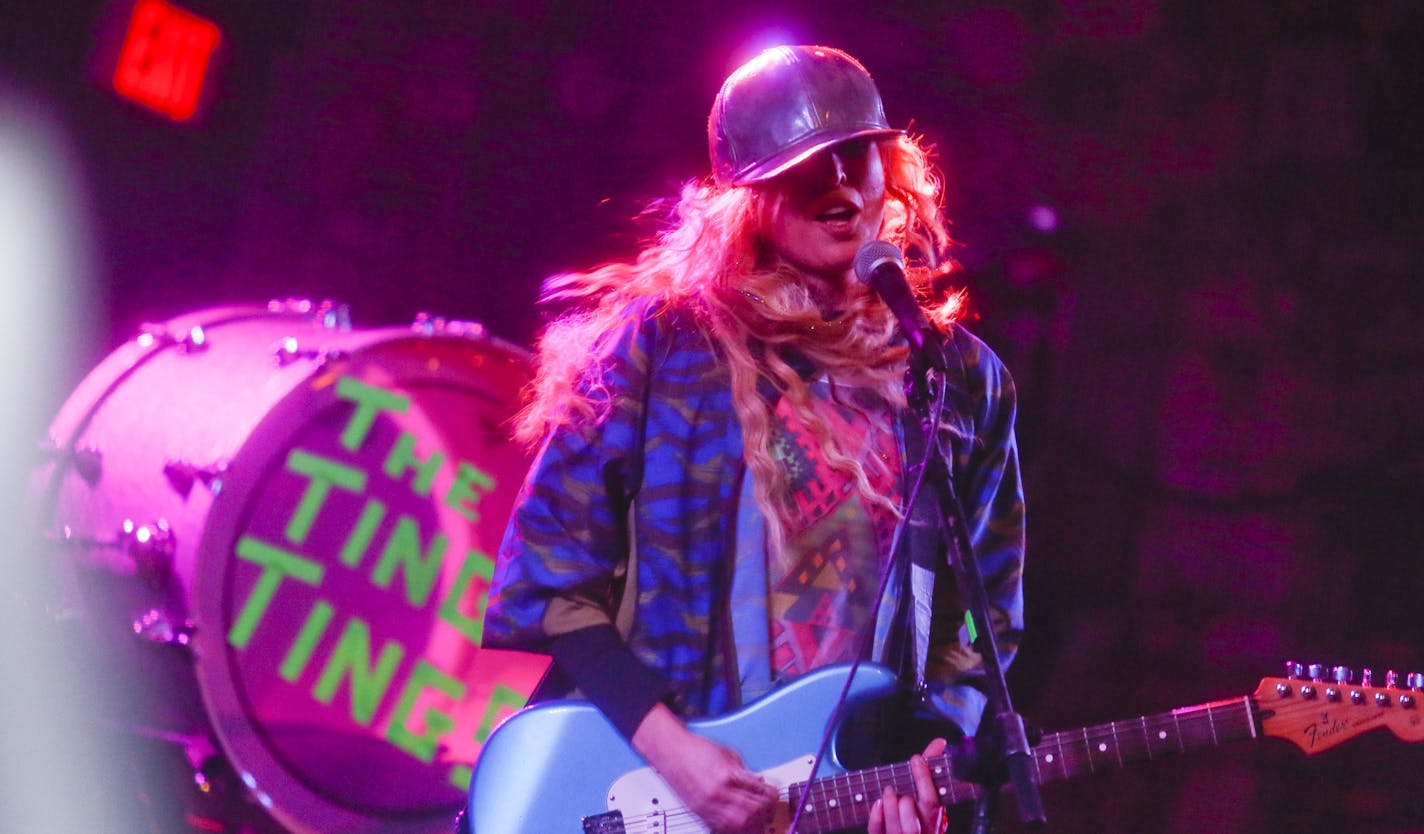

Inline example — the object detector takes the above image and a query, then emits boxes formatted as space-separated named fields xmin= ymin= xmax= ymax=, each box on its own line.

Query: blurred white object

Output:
xmin=0 ymin=81 xmax=118 ymax=833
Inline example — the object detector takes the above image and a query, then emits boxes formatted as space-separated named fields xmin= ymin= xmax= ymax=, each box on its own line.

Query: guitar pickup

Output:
xmin=582 ymin=810 xmax=626 ymax=833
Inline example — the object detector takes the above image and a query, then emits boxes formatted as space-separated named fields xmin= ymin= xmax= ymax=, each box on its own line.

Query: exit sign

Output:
xmin=112 ymin=0 xmax=221 ymax=121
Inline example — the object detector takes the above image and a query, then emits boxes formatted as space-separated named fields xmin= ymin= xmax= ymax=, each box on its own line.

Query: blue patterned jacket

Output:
xmin=484 ymin=295 xmax=1025 ymax=736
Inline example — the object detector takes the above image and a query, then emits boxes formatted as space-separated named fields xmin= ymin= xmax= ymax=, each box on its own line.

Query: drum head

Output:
xmin=39 ymin=306 xmax=548 ymax=834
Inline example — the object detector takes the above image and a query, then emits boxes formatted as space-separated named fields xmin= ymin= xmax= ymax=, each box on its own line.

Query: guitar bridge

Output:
xmin=582 ymin=810 xmax=625 ymax=833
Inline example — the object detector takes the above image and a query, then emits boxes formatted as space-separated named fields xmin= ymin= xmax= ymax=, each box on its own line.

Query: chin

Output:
xmin=805 ymin=261 xmax=856 ymax=286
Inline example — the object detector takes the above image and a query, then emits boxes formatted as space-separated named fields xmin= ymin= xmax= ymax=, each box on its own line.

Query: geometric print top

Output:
xmin=766 ymin=379 xmax=903 ymax=685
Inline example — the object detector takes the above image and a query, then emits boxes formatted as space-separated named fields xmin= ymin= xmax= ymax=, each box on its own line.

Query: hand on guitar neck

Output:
xmin=867 ymin=737 xmax=949 ymax=834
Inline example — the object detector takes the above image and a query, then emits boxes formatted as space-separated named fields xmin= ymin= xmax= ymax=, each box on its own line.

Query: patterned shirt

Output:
xmin=768 ymin=381 xmax=902 ymax=682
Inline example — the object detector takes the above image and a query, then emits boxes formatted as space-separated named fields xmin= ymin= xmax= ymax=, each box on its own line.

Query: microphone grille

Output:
xmin=853 ymin=241 xmax=904 ymax=284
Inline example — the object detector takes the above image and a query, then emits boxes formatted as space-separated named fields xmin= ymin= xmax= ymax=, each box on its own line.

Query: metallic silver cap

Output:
xmin=708 ymin=45 xmax=903 ymax=187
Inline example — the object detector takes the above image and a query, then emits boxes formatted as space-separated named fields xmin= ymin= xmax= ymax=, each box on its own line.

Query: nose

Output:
xmin=829 ymin=149 xmax=849 ymax=185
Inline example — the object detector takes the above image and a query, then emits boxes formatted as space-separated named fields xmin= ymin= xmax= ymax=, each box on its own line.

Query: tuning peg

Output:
xmin=1285 ymin=660 xmax=1303 ymax=679
xmin=1408 ymin=673 xmax=1424 ymax=691
xmin=1331 ymin=666 xmax=1352 ymax=685
xmin=1387 ymin=670 xmax=1401 ymax=689
xmin=1308 ymin=663 xmax=1325 ymax=681
xmin=1361 ymin=668 xmax=1374 ymax=687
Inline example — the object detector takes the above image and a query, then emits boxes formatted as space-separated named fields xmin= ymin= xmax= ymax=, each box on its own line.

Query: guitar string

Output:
xmin=619 ymin=783 xmax=830 ymax=834
xmin=621 ymin=787 xmax=797 ymax=834
xmin=623 ymin=703 xmax=1257 ymax=832
xmin=626 ymin=711 xmax=1213 ymax=825
xmin=585 ymin=691 xmax=1383 ymax=833
xmin=619 ymin=760 xmax=944 ymax=834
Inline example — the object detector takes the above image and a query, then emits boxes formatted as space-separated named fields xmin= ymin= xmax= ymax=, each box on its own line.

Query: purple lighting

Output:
xmin=1027 ymin=204 xmax=1059 ymax=233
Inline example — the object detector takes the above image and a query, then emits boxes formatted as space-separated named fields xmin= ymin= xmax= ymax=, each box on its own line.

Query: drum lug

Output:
xmin=267 ymin=297 xmax=351 ymax=331
xmin=38 ymin=437 xmax=103 ymax=484
xmin=133 ymin=607 xmax=196 ymax=648
xmin=120 ymin=518 xmax=177 ymax=587
xmin=60 ymin=518 xmax=176 ymax=588
xmin=411 ymin=311 xmax=487 ymax=339
xmin=164 ymin=459 xmax=228 ymax=498
xmin=272 ymin=337 xmax=347 ymax=367
xmin=136 ymin=322 xmax=210 ymax=354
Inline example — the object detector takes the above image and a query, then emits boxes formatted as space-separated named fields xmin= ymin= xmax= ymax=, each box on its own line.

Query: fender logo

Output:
xmin=1303 ymin=716 xmax=1349 ymax=748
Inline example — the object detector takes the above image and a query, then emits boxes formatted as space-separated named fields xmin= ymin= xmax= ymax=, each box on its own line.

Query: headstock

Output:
xmin=1255 ymin=663 xmax=1424 ymax=754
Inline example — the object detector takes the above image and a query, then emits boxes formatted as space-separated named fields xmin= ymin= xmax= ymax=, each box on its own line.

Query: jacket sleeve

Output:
xmin=920 ymin=327 xmax=1027 ymax=738
xmin=483 ymin=299 xmax=677 ymax=735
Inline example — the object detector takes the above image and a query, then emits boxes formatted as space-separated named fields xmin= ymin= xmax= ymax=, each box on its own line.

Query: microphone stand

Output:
xmin=910 ymin=335 xmax=1046 ymax=833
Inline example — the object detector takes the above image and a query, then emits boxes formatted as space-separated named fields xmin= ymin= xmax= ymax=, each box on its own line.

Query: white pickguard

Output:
xmin=606 ymin=756 xmax=816 ymax=834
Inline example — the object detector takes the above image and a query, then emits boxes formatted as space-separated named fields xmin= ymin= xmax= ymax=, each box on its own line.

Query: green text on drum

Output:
xmin=220 ymin=375 xmax=526 ymax=791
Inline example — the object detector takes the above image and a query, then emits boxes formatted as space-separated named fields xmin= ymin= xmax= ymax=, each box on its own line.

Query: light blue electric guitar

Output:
xmin=465 ymin=662 xmax=1422 ymax=833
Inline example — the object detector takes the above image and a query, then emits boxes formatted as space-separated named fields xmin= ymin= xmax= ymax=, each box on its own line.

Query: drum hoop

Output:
xmin=190 ymin=330 xmax=529 ymax=834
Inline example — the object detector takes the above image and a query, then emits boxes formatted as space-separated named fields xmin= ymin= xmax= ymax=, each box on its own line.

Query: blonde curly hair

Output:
xmin=515 ymin=135 xmax=962 ymax=552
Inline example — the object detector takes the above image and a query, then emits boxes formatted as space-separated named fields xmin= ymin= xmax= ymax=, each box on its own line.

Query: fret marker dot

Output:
xmin=829 ymin=800 xmax=837 ymax=808
xmin=855 ymin=793 xmax=864 ymax=802
xmin=934 ymin=766 xmax=943 ymax=775
xmin=939 ymin=787 xmax=947 ymax=796
xmin=1158 ymin=731 xmax=1167 ymax=740
xmin=1098 ymin=743 xmax=1108 ymax=752
xmin=1045 ymin=754 xmax=1055 ymax=763
xmin=805 ymin=804 xmax=814 ymax=812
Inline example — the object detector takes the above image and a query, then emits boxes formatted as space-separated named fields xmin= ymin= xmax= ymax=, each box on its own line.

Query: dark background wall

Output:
xmin=3 ymin=1 xmax=1422 ymax=832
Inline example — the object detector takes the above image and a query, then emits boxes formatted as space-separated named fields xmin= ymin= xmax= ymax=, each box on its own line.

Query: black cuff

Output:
xmin=546 ymin=625 xmax=675 ymax=740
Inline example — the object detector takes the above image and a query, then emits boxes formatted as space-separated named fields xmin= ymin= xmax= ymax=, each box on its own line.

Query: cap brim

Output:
xmin=730 ymin=127 xmax=904 ymax=186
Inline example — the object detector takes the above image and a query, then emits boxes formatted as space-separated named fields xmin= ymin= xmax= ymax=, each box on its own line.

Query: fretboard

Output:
xmin=786 ymin=696 xmax=1259 ymax=834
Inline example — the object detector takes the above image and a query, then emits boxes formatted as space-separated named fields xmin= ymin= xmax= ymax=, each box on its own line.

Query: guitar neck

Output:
xmin=789 ymin=696 xmax=1259 ymax=833
xmin=1028 ymin=695 xmax=1258 ymax=785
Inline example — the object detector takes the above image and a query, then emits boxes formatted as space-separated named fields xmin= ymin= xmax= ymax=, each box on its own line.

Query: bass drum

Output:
xmin=35 ymin=301 xmax=549 ymax=834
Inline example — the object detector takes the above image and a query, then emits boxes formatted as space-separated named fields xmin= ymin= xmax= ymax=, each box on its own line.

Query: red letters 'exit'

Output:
xmin=112 ymin=0 xmax=221 ymax=121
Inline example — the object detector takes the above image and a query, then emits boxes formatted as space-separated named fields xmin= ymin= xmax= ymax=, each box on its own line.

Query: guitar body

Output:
xmin=469 ymin=658 xmax=1424 ymax=833
xmin=466 ymin=663 xmax=903 ymax=834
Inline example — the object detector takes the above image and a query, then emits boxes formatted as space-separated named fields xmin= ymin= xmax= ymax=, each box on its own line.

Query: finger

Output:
xmin=910 ymin=753 xmax=939 ymax=813
xmin=896 ymin=792 xmax=921 ymax=833
xmin=736 ymin=780 xmax=778 ymax=810
xmin=868 ymin=796 xmax=885 ymax=834
xmin=726 ymin=799 xmax=770 ymax=834
xmin=757 ymin=779 xmax=781 ymax=803
xmin=729 ymin=767 xmax=778 ymax=801
xmin=709 ymin=794 xmax=765 ymax=834
xmin=878 ymin=787 xmax=906 ymax=834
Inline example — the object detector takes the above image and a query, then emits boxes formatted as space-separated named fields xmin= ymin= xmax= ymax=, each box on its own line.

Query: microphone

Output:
xmin=853 ymin=241 xmax=946 ymax=366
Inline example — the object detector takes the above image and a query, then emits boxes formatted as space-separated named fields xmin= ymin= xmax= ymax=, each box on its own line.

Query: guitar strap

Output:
xmin=893 ymin=333 xmax=971 ymax=690
xmin=887 ymin=406 xmax=928 ymax=687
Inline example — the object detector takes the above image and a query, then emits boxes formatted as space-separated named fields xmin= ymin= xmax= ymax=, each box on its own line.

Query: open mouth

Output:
xmin=816 ymin=204 xmax=859 ymax=222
